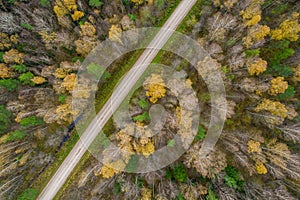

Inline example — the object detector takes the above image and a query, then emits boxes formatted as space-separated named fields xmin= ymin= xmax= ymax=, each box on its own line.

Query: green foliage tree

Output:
xmin=6 ymin=130 xmax=27 ymax=142
xmin=0 ymin=105 xmax=12 ymax=136
xmin=224 ymin=166 xmax=244 ymax=192
xmin=17 ymin=188 xmax=38 ymax=200
xmin=19 ymin=72 xmax=35 ymax=86
xmin=0 ymin=79 xmax=19 ymax=91
xmin=12 ymin=64 xmax=28 ymax=73
xmin=166 ymin=163 xmax=188 ymax=183
xmin=20 ymin=116 xmax=44 ymax=127
xmin=278 ymin=85 xmax=295 ymax=100
xmin=87 ymin=63 xmax=111 ymax=80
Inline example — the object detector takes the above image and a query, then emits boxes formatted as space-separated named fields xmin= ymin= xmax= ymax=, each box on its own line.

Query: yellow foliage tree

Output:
xmin=0 ymin=33 xmax=11 ymax=50
xmin=61 ymin=73 xmax=76 ymax=92
xmin=0 ymin=63 xmax=10 ymax=79
xmin=140 ymin=188 xmax=152 ymax=200
xmin=248 ymin=58 xmax=267 ymax=76
xmin=108 ymin=25 xmax=123 ymax=44
xmin=71 ymin=11 xmax=84 ymax=21
xmin=31 ymin=76 xmax=47 ymax=85
xmin=54 ymin=68 xmax=69 ymax=79
xmin=270 ymin=12 xmax=300 ymax=41
xmin=3 ymin=49 xmax=24 ymax=64
xmin=243 ymin=25 xmax=270 ymax=48
xmin=247 ymin=140 xmax=262 ymax=154
xmin=255 ymin=99 xmax=288 ymax=118
xmin=268 ymin=77 xmax=288 ymax=96
xmin=245 ymin=15 xmax=261 ymax=27
xmin=74 ymin=22 xmax=98 ymax=56
xmin=131 ymin=0 xmax=144 ymax=5
xmin=293 ymin=64 xmax=300 ymax=82
xmin=240 ymin=0 xmax=264 ymax=20
xmin=143 ymin=74 xmax=166 ymax=103
xmin=255 ymin=161 xmax=267 ymax=174
xmin=55 ymin=103 xmax=78 ymax=124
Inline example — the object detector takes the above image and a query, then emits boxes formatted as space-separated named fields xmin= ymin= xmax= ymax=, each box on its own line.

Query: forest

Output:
xmin=0 ymin=0 xmax=300 ymax=199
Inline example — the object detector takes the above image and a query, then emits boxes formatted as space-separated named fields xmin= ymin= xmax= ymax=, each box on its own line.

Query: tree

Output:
xmin=19 ymin=72 xmax=35 ymax=86
xmin=71 ymin=11 xmax=84 ymax=21
xmin=0 ymin=105 xmax=12 ymax=136
xmin=61 ymin=73 xmax=76 ymax=92
xmin=255 ymin=99 xmax=287 ymax=118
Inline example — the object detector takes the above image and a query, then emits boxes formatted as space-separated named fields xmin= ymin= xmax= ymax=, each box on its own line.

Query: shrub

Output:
xmin=0 ymin=79 xmax=19 ymax=91
xmin=20 ymin=116 xmax=44 ymax=127
xmin=6 ymin=130 xmax=26 ymax=142
xmin=19 ymin=72 xmax=35 ymax=85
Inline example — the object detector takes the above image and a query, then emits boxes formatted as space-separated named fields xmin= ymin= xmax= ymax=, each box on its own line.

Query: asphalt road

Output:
xmin=37 ymin=0 xmax=197 ymax=199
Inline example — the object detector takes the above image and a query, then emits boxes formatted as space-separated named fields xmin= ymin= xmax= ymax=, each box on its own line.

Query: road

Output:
xmin=37 ymin=0 xmax=197 ymax=199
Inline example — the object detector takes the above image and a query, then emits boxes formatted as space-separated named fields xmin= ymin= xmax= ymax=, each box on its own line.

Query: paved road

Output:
xmin=38 ymin=0 xmax=197 ymax=199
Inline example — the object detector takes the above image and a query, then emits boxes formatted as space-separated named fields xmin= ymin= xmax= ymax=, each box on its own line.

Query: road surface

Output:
xmin=38 ymin=0 xmax=197 ymax=199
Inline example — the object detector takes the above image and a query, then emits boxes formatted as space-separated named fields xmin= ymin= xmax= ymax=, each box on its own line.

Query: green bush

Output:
xmin=224 ymin=166 xmax=244 ymax=191
xmin=39 ymin=0 xmax=50 ymax=7
xmin=19 ymin=72 xmax=35 ymax=85
xmin=0 ymin=79 xmax=19 ymax=91
xmin=87 ymin=63 xmax=111 ymax=80
xmin=0 ymin=105 xmax=12 ymax=136
xmin=206 ymin=188 xmax=218 ymax=200
xmin=138 ymin=99 xmax=149 ymax=109
xmin=0 ymin=51 xmax=3 ymax=62
xmin=278 ymin=85 xmax=295 ymax=100
xmin=18 ymin=188 xmax=38 ymax=200
xmin=6 ymin=130 xmax=27 ymax=142
xmin=21 ymin=23 xmax=34 ymax=31
xmin=89 ymin=0 xmax=103 ymax=7
xmin=195 ymin=125 xmax=206 ymax=141
xmin=12 ymin=64 xmax=28 ymax=73
xmin=20 ymin=116 xmax=44 ymax=127
xmin=173 ymin=163 xmax=188 ymax=183
xmin=133 ymin=112 xmax=150 ymax=123
xmin=58 ymin=94 xmax=67 ymax=103
xmin=245 ymin=49 xmax=260 ymax=57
